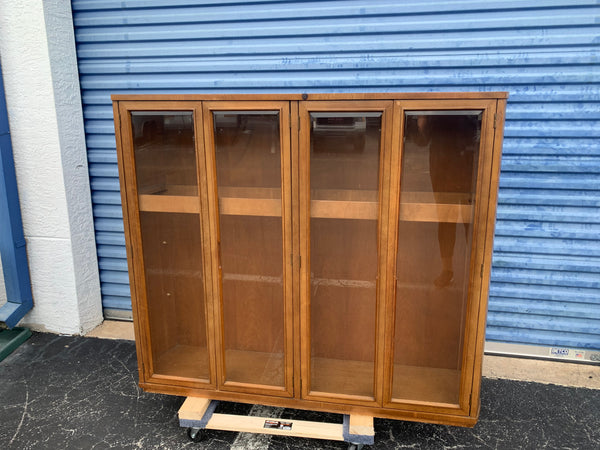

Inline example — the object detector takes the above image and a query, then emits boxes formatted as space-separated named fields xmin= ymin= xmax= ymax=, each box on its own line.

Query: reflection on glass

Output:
xmin=309 ymin=112 xmax=382 ymax=398
xmin=393 ymin=111 xmax=481 ymax=405
xmin=132 ymin=112 xmax=209 ymax=381
xmin=132 ymin=112 xmax=197 ymax=196
xmin=214 ymin=112 xmax=285 ymax=388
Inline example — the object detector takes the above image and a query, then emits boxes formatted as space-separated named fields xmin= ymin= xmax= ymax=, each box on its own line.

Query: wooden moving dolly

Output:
xmin=179 ymin=397 xmax=375 ymax=449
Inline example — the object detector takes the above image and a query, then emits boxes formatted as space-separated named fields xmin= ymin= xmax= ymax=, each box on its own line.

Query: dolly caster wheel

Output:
xmin=187 ymin=427 xmax=205 ymax=443
xmin=348 ymin=444 xmax=365 ymax=450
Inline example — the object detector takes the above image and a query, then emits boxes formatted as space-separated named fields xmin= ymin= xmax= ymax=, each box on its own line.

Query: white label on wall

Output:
xmin=550 ymin=347 xmax=586 ymax=360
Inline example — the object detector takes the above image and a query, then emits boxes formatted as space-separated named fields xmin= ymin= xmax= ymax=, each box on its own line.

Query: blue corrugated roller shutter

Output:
xmin=71 ymin=0 xmax=600 ymax=353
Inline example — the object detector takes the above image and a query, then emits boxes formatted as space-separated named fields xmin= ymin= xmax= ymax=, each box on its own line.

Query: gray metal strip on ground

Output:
xmin=485 ymin=341 xmax=600 ymax=364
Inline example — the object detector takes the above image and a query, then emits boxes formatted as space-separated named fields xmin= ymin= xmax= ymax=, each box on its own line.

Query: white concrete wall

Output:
xmin=0 ymin=0 xmax=103 ymax=334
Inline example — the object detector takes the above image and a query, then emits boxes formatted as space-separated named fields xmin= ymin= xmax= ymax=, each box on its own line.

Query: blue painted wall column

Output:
xmin=0 ymin=65 xmax=33 ymax=328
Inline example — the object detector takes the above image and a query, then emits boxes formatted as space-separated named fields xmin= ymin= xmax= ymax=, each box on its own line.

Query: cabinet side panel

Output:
xmin=113 ymin=101 xmax=147 ymax=384
xmin=469 ymin=99 xmax=506 ymax=415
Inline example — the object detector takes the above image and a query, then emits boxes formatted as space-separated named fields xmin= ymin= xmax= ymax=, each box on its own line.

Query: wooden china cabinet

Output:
xmin=112 ymin=92 xmax=506 ymax=427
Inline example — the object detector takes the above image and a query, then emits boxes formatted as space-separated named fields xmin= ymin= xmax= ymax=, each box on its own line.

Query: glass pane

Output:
xmin=132 ymin=111 xmax=209 ymax=381
xmin=214 ymin=111 xmax=285 ymax=388
xmin=139 ymin=213 xmax=209 ymax=380
xmin=393 ymin=111 xmax=482 ymax=405
xmin=132 ymin=112 xmax=197 ymax=196
xmin=309 ymin=112 xmax=381 ymax=398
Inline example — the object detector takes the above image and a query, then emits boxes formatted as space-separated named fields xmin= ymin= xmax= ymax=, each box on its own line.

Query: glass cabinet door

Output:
xmin=204 ymin=103 xmax=292 ymax=395
xmin=300 ymin=102 xmax=391 ymax=402
xmin=389 ymin=108 xmax=483 ymax=406
xmin=128 ymin=109 xmax=212 ymax=384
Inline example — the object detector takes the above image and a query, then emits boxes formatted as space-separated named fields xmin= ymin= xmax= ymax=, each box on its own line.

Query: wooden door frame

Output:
xmin=202 ymin=101 xmax=295 ymax=398
xmin=298 ymin=100 xmax=394 ymax=407
xmin=383 ymin=99 xmax=498 ymax=416
xmin=115 ymin=100 xmax=217 ymax=389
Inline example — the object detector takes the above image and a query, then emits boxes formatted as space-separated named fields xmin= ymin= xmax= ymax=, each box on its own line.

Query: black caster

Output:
xmin=348 ymin=444 xmax=365 ymax=450
xmin=187 ymin=427 xmax=205 ymax=443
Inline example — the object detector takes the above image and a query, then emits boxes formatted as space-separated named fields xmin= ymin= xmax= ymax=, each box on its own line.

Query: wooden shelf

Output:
xmin=138 ymin=184 xmax=200 ymax=214
xmin=138 ymin=185 xmax=471 ymax=223
xmin=225 ymin=349 xmax=285 ymax=387
xmin=139 ymin=194 xmax=200 ymax=214
xmin=308 ymin=357 xmax=460 ymax=405
xmin=392 ymin=365 xmax=461 ymax=405
xmin=400 ymin=192 xmax=472 ymax=224
xmin=144 ymin=270 xmax=372 ymax=291
xmin=310 ymin=357 xmax=374 ymax=398
xmin=223 ymin=272 xmax=374 ymax=289
xmin=154 ymin=344 xmax=210 ymax=381
xmin=219 ymin=186 xmax=282 ymax=217
xmin=155 ymin=346 xmax=286 ymax=388
xmin=311 ymin=189 xmax=377 ymax=221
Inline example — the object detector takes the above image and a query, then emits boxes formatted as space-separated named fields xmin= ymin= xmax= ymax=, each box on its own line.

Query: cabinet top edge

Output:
xmin=111 ymin=92 xmax=509 ymax=102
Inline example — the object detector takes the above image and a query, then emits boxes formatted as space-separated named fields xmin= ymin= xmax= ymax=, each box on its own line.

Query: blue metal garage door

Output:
xmin=71 ymin=0 xmax=600 ymax=358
